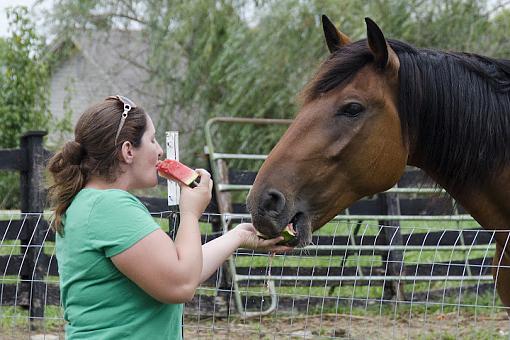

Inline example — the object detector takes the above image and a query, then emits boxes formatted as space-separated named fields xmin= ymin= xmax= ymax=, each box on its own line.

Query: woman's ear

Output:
xmin=120 ymin=141 xmax=134 ymax=164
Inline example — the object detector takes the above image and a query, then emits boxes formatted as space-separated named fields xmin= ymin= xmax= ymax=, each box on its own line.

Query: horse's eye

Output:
xmin=337 ymin=103 xmax=364 ymax=117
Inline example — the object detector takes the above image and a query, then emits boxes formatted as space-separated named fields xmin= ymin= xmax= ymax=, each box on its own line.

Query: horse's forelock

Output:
xmin=301 ymin=40 xmax=373 ymax=104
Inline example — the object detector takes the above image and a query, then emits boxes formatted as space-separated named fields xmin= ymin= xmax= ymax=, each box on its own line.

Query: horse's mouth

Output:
xmin=281 ymin=212 xmax=306 ymax=247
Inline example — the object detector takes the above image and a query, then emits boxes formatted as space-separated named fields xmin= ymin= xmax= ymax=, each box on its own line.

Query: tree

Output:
xmin=0 ymin=6 xmax=51 ymax=208
xmin=0 ymin=6 xmax=50 ymax=148
xmin=45 ymin=0 xmax=510 ymax=164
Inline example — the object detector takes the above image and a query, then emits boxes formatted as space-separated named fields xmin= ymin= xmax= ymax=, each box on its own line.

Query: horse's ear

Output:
xmin=322 ymin=15 xmax=351 ymax=53
xmin=365 ymin=17 xmax=399 ymax=73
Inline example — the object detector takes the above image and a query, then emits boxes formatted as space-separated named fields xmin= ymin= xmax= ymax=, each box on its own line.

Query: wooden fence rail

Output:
xmin=0 ymin=131 xmax=497 ymax=324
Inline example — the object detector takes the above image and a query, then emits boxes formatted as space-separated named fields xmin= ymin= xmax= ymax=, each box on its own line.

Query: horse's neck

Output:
xmin=417 ymin=164 xmax=510 ymax=230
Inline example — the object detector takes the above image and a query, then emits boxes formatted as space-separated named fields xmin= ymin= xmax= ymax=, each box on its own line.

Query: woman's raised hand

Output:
xmin=178 ymin=169 xmax=213 ymax=219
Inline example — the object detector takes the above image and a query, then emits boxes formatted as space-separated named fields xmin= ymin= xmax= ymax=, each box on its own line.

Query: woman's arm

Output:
xmin=199 ymin=228 xmax=244 ymax=283
xmin=111 ymin=223 xmax=201 ymax=304
xmin=111 ymin=169 xmax=212 ymax=304
xmin=200 ymin=224 xmax=291 ymax=283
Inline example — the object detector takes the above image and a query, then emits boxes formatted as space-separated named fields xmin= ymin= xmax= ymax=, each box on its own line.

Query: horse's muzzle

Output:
xmin=247 ymin=188 xmax=291 ymax=237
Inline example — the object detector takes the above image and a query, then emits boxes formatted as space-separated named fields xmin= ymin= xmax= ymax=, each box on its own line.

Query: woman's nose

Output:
xmin=157 ymin=143 xmax=164 ymax=157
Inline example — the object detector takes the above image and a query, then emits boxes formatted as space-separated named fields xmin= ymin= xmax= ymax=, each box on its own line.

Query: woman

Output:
xmin=47 ymin=95 xmax=289 ymax=339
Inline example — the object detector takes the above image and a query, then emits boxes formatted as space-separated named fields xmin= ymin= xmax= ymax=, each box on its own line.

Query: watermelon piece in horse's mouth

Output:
xmin=281 ymin=223 xmax=296 ymax=242
xmin=157 ymin=159 xmax=199 ymax=187
xmin=256 ymin=223 xmax=297 ymax=244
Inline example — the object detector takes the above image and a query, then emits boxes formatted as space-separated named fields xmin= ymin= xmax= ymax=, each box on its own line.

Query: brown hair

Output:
xmin=47 ymin=97 xmax=148 ymax=235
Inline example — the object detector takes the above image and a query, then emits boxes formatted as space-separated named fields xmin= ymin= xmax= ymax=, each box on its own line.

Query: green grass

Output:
xmin=0 ymin=212 xmax=503 ymax=325
xmin=0 ymin=305 xmax=65 ymax=336
xmin=222 ymin=217 xmax=500 ymax=319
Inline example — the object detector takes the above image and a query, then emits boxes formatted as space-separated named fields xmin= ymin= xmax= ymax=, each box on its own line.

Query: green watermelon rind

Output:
xmin=256 ymin=225 xmax=296 ymax=243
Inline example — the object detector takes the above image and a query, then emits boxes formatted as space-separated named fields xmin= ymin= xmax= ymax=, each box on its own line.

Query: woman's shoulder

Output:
xmin=63 ymin=189 xmax=140 ymax=236
xmin=80 ymin=188 xmax=139 ymax=204
xmin=79 ymin=188 xmax=148 ymax=216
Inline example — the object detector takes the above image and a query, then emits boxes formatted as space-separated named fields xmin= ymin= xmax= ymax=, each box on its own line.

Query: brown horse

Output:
xmin=247 ymin=16 xmax=510 ymax=311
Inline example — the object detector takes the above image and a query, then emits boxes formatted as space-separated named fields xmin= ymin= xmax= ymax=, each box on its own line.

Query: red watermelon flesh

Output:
xmin=157 ymin=159 xmax=199 ymax=187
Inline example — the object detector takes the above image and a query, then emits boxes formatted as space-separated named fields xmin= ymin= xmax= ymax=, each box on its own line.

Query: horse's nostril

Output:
xmin=262 ymin=189 xmax=286 ymax=215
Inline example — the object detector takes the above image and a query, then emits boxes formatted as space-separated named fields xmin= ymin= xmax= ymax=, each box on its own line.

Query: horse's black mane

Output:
xmin=303 ymin=39 xmax=510 ymax=192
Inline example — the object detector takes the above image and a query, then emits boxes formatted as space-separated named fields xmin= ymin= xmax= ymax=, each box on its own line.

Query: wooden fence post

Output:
xmin=380 ymin=192 xmax=406 ymax=301
xmin=211 ymin=159 xmax=233 ymax=315
xmin=19 ymin=131 xmax=47 ymax=330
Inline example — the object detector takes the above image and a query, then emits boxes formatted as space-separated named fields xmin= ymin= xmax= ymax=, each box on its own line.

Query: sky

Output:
xmin=0 ymin=0 xmax=53 ymax=37
xmin=0 ymin=0 xmax=508 ymax=38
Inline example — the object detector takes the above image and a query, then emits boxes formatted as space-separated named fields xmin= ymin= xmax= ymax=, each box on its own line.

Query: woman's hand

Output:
xmin=232 ymin=223 xmax=294 ymax=253
xmin=178 ymin=169 xmax=213 ymax=219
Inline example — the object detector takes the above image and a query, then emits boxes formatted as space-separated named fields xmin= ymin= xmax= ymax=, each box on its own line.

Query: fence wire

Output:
xmin=0 ymin=211 xmax=509 ymax=339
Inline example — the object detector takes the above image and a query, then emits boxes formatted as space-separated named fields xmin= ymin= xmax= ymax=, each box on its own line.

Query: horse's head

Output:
xmin=247 ymin=17 xmax=408 ymax=246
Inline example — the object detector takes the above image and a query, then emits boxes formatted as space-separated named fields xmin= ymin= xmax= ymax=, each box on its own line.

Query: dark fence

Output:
xmin=0 ymin=132 xmax=228 ymax=326
xmin=0 ymin=132 xmax=497 ymax=327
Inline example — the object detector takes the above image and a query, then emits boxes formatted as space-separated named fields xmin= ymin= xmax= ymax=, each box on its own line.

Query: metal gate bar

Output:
xmin=204 ymin=117 xmax=483 ymax=318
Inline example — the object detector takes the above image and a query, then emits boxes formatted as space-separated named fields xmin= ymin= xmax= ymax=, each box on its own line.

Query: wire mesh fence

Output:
xmin=1 ymin=211 xmax=509 ymax=339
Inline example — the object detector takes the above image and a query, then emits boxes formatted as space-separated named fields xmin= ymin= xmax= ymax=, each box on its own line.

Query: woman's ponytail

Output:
xmin=47 ymin=141 xmax=86 ymax=235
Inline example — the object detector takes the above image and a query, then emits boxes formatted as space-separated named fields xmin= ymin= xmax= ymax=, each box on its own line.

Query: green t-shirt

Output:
xmin=56 ymin=188 xmax=183 ymax=340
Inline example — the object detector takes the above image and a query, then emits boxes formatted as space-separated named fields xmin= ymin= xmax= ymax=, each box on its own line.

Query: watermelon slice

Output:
xmin=157 ymin=159 xmax=199 ymax=188
xmin=256 ymin=223 xmax=296 ymax=244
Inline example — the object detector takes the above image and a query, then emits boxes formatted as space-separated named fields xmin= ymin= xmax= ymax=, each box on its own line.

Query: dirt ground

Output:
xmin=182 ymin=313 xmax=510 ymax=339
xmin=1 ymin=312 xmax=509 ymax=339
